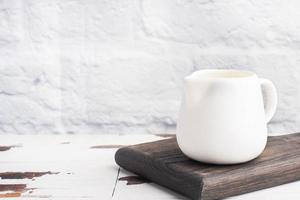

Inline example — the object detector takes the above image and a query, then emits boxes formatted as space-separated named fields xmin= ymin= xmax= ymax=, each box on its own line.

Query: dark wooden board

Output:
xmin=115 ymin=133 xmax=300 ymax=200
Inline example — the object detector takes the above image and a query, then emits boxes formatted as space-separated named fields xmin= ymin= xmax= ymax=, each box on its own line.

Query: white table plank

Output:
xmin=0 ymin=134 xmax=168 ymax=199
xmin=0 ymin=135 xmax=119 ymax=199
xmin=0 ymin=134 xmax=299 ymax=200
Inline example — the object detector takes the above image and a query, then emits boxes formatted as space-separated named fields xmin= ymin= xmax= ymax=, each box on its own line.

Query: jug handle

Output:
xmin=260 ymin=78 xmax=277 ymax=123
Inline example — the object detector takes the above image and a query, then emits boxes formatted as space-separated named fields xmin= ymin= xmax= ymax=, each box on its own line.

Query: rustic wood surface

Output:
xmin=0 ymin=134 xmax=300 ymax=199
xmin=115 ymin=133 xmax=300 ymax=200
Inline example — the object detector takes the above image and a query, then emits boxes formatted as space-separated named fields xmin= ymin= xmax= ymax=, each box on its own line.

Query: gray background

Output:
xmin=0 ymin=0 xmax=299 ymax=135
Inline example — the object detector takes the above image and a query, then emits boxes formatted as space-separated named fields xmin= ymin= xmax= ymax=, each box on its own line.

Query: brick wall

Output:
xmin=0 ymin=0 xmax=299 ymax=134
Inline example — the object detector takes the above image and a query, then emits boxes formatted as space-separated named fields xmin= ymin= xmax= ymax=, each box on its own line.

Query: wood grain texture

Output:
xmin=115 ymin=133 xmax=300 ymax=200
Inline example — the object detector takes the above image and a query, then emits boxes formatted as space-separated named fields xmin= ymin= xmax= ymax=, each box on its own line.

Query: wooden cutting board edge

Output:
xmin=115 ymin=144 xmax=204 ymax=199
xmin=115 ymin=133 xmax=300 ymax=200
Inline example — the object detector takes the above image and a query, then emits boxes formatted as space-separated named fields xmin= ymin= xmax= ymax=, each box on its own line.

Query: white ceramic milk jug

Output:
xmin=176 ymin=69 xmax=277 ymax=164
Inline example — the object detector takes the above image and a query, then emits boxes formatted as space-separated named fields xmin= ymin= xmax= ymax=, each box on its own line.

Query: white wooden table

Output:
xmin=0 ymin=134 xmax=300 ymax=200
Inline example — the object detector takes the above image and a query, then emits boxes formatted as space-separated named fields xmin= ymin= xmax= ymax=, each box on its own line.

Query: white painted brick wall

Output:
xmin=0 ymin=0 xmax=300 ymax=135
